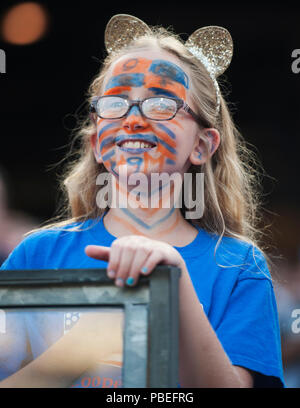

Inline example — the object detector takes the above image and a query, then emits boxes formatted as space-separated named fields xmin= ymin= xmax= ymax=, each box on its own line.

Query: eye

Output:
xmin=97 ymin=96 xmax=128 ymax=118
xmin=110 ymin=101 xmax=124 ymax=108
xmin=142 ymin=98 xmax=177 ymax=120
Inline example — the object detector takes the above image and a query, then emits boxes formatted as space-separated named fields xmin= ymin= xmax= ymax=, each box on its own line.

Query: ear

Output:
xmin=90 ymin=132 xmax=103 ymax=164
xmin=189 ymin=128 xmax=220 ymax=165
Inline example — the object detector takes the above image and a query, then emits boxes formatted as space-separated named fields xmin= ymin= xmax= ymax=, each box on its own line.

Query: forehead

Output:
xmin=102 ymin=50 xmax=190 ymax=99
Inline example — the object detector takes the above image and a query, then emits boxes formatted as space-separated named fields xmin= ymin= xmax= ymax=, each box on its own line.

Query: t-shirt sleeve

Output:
xmin=215 ymin=246 xmax=285 ymax=387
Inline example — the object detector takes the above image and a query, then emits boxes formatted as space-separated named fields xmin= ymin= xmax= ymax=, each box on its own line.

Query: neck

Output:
xmin=102 ymin=174 xmax=198 ymax=246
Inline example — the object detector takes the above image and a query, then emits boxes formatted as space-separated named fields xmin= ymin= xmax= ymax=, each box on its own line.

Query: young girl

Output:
xmin=0 ymin=14 xmax=284 ymax=388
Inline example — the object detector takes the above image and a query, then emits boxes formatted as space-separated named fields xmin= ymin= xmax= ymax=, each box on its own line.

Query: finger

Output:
xmin=114 ymin=245 xmax=136 ymax=287
xmin=85 ymin=245 xmax=110 ymax=261
xmin=106 ymin=240 xmax=125 ymax=283
xmin=139 ymin=250 xmax=168 ymax=276
xmin=125 ymin=248 xmax=151 ymax=287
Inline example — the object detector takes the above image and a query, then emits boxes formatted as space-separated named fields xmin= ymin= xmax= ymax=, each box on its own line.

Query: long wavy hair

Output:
xmin=34 ymin=25 xmax=273 ymax=268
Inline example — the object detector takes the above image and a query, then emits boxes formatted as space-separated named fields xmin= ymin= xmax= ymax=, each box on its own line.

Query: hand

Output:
xmin=85 ymin=235 xmax=185 ymax=287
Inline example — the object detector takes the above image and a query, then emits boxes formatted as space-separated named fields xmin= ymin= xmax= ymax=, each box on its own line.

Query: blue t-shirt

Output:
xmin=0 ymin=215 xmax=284 ymax=387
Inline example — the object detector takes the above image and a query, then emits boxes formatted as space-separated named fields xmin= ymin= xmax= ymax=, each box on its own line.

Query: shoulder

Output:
xmin=20 ymin=220 xmax=89 ymax=248
xmin=200 ymin=228 xmax=271 ymax=281
xmin=0 ymin=219 xmax=94 ymax=270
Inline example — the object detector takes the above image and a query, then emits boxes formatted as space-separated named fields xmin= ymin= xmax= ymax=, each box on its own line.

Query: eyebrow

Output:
xmin=104 ymin=86 xmax=131 ymax=95
xmin=104 ymin=73 xmax=145 ymax=92
xmin=148 ymin=87 xmax=179 ymax=98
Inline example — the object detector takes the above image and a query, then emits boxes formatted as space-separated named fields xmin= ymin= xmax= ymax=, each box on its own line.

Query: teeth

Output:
xmin=120 ymin=141 xmax=153 ymax=148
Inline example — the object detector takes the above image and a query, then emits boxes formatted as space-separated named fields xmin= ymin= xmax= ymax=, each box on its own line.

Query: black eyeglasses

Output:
xmin=90 ymin=95 xmax=208 ymax=127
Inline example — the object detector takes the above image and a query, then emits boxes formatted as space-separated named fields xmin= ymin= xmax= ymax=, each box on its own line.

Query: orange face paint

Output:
xmin=111 ymin=58 xmax=152 ymax=76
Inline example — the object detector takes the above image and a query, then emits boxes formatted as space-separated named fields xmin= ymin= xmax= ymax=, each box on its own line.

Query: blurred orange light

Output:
xmin=1 ymin=2 xmax=49 ymax=45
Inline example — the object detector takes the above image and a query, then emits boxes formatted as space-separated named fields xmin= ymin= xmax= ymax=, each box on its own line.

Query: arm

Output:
xmin=178 ymin=261 xmax=253 ymax=387
xmin=0 ymin=312 xmax=123 ymax=388
xmin=85 ymin=238 xmax=253 ymax=388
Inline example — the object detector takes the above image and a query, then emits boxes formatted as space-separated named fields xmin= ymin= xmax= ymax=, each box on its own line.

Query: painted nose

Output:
xmin=122 ymin=106 xmax=149 ymax=132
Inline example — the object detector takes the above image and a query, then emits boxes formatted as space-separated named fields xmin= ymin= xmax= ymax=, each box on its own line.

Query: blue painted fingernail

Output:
xmin=141 ymin=266 xmax=148 ymax=275
xmin=116 ymin=278 xmax=124 ymax=287
xmin=126 ymin=277 xmax=135 ymax=286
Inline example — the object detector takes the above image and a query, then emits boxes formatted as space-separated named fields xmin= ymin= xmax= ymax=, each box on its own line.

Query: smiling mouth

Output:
xmin=118 ymin=140 xmax=156 ymax=149
xmin=116 ymin=137 xmax=157 ymax=152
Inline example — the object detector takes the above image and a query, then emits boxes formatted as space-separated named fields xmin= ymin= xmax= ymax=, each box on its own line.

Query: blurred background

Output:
xmin=0 ymin=0 xmax=299 ymax=386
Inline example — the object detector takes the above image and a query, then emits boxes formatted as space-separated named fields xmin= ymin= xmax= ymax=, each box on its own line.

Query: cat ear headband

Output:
xmin=104 ymin=14 xmax=233 ymax=115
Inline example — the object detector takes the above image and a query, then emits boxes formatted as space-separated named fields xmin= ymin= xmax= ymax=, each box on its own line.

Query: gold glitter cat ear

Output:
xmin=185 ymin=26 xmax=234 ymax=112
xmin=104 ymin=14 xmax=151 ymax=54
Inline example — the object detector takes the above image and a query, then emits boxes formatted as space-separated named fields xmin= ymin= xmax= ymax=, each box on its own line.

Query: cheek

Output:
xmin=166 ymin=121 xmax=197 ymax=163
xmin=95 ymin=120 xmax=120 ymax=156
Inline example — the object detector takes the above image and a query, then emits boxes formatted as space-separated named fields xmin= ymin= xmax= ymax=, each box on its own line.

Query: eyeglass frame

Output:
xmin=89 ymin=95 xmax=209 ymax=128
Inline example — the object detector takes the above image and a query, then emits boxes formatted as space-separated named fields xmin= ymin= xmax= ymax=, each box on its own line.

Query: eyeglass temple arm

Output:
xmin=183 ymin=103 xmax=208 ymax=128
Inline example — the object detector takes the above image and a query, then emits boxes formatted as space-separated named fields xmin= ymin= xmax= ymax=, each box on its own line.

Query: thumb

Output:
xmin=85 ymin=245 xmax=111 ymax=261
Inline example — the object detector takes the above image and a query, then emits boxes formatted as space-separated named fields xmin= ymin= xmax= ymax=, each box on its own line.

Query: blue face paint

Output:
xmin=110 ymin=161 xmax=119 ymax=177
xmin=148 ymin=87 xmax=178 ymax=98
xmin=105 ymin=73 xmax=145 ymax=91
xmin=127 ymin=105 xmax=140 ymax=116
xmin=156 ymin=123 xmax=176 ymax=140
xmin=126 ymin=157 xmax=143 ymax=172
xmin=149 ymin=60 xmax=189 ymax=89
xmin=97 ymin=123 xmax=117 ymax=139
xmin=121 ymin=206 xmax=175 ymax=229
xmin=101 ymin=149 xmax=115 ymax=162
xmin=99 ymin=136 xmax=114 ymax=151
xmin=165 ymin=158 xmax=176 ymax=165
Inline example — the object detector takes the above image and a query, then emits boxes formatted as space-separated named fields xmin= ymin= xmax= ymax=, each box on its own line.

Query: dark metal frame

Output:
xmin=0 ymin=265 xmax=180 ymax=388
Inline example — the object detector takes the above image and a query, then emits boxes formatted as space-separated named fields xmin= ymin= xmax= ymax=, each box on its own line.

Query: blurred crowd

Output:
xmin=274 ymin=260 xmax=300 ymax=388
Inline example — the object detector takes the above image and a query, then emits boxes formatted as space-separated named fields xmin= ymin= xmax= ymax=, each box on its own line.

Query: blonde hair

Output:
xmin=35 ymin=25 xmax=272 ymax=270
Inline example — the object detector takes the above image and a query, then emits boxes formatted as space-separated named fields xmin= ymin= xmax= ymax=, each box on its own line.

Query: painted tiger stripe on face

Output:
xmin=115 ymin=177 xmax=175 ymax=214
xmin=144 ymin=73 xmax=186 ymax=99
xmin=104 ymin=86 xmax=132 ymax=96
xmin=97 ymin=123 xmax=119 ymax=158
xmin=104 ymin=73 xmax=145 ymax=92
xmin=113 ymin=203 xmax=180 ymax=235
xmin=146 ymin=153 xmax=164 ymax=173
xmin=112 ymin=214 xmax=145 ymax=235
xmin=111 ymin=58 xmax=152 ymax=76
xmin=148 ymin=60 xmax=189 ymax=89
xmin=150 ymin=209 xmax=180 ymax=237
xmin=96 ymin=122 xmax=178 ymax=174
xmin=96 ymin=118 xmax=177 ymax=164
xmin=120 ymin=206 xmax=175 ymax=230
